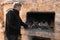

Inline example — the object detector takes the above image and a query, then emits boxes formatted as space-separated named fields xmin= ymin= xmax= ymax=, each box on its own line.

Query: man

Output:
xmin=5 ymin=2 xmax=28 ymax=40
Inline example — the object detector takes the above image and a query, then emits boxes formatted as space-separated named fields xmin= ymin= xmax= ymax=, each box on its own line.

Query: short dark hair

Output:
xmin=13 ymin=2 xmax=22 ymax=8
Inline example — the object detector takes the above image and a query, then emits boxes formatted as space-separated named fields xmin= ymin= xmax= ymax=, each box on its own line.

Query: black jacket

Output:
xmin=6 ymin=9 xmax=27 ymax=35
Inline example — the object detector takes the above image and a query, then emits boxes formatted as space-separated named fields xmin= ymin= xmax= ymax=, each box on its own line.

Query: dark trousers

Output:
xmin=7 ymin=35 xmax=18 ymax=40
xmin=5 ymin=33 xmax=20 ymax=40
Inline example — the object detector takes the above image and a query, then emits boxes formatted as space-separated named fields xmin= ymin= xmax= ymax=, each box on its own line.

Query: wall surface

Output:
xmin=0 ymin=0 xmax=60 ymax=40
xmin=0 ymin=3 xmax=4 ymax=40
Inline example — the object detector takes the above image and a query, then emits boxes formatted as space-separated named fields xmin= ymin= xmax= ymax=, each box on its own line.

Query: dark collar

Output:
xmin=13 ymin=9 xmax=19 ymax=15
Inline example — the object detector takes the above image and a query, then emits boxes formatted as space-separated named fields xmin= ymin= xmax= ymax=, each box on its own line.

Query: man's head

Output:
xmin=13 ymin=2 xmax=22 ymax=11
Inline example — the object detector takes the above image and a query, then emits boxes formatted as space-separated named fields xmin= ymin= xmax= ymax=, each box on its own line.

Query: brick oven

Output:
xmin=21 ymin=12 xmax=55 ymax=40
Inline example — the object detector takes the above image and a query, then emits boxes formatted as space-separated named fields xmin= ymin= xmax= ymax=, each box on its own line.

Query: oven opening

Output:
xmin=26 ymin=12 xmax=55 ymax=32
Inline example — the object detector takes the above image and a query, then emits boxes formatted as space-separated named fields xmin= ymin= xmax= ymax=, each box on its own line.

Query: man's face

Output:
xmin=16 ymin=6 xmax=21 ymax=11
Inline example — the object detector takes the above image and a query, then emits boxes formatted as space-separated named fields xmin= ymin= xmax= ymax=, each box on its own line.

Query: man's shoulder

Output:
xmin=6 ymin=9 xmax=14 ymax=15
xmin=8 ymin=9 xmax=14 ymax=13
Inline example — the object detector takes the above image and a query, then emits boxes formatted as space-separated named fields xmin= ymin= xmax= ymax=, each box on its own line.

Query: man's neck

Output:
xmin=14 ymin=8 xmax=19 ymax=11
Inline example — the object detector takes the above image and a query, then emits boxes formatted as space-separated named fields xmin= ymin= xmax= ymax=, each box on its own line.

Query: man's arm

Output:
xmin=19 ymin=18 xmax=28 ymax=29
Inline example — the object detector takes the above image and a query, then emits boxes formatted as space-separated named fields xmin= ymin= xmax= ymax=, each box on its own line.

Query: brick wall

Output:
xmin=20 ymin=0 xmax=60 ymax=40
xmin=1 ymin=0 xmax=60 ymax=40
xmin=0 ymin=5 xmax=4 ymax=40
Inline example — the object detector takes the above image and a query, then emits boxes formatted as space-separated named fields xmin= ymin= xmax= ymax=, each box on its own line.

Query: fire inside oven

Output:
xmin=26 ymin=12 xmax=55 ymax=31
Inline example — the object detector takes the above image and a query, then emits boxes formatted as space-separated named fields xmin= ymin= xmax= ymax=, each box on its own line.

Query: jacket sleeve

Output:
xmin=19 ymin=18 xmax=28 ymax=29
xmin=6 ymin=11 xmax=19 ymax=29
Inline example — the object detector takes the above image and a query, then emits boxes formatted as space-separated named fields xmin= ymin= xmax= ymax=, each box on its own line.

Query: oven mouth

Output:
xmin=26 ymin=12 xmax=55 ymax=32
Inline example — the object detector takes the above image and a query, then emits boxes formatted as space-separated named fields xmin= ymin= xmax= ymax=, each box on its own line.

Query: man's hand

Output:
xmin=21 ymin=26 xmax=24 ymax=29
